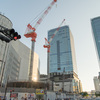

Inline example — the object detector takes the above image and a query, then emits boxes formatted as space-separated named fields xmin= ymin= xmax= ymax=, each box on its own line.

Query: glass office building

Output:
xmin=91 ymin=17 xmax=100 ymax=65
xmin=48 ymin=25 xmax=78 ymax=76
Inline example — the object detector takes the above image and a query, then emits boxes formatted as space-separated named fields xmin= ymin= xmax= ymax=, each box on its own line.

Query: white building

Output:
xmin=94 ymin=75 xmax=100 ymax=92
xmin=0 ymin=14 xmax=40 ymax=86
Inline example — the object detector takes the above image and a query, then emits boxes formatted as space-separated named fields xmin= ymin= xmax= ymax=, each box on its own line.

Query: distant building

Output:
xmin=48 ymin=25 xmax=82 ymax=93
xmin=39 ymin=74 xmax=47 ymax=82
xmin=93 ymin=72 xmax=100 ymax=92
xmin=0 ymin=14 xmax=40 ymax=86
xmin=79 ymin=80 xmax=83 ymax=93
xmin=91 ymin=16 xmax=100 ymax=67
xmin=91 ymin=16 xmax=100 ymax=93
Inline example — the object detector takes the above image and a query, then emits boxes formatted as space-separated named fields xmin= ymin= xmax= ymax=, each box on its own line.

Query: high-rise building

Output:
xmin=48 ymin=25 xmax=81 ymax=92
xmin=48 ymin=25 xmax=78 ymax=77
xmin=91 ymin=17 xmax=100 ymax=66
xmin=0 ymin=40 xmax=40 ymax=85
xmin=91 ymin=17 xmax=100 ymax=93
xmin=0 ymin=14 xmax=40 ymax=86
xmin=93 ymin=75 xmax=100 ymax=92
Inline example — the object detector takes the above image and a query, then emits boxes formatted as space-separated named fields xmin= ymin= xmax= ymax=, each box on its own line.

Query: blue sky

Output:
xmin=1 ymin=0 xmax=100 ymax=91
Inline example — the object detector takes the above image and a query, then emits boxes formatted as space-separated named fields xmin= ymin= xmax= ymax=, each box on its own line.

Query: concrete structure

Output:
xmin=48 ymin=25 xmax=82 ymax=93
xmin=0 ymin=14 xmax=40 ymax=85
xmin=39 ymin=74 xmax=48 ymax=82
xmin=0 ymin=40 xmax=40 ymax=85
xmin=0 ymin=14 xmax=12 ymax=86
xmin=10 ymin=40 xmax=40 ymax=81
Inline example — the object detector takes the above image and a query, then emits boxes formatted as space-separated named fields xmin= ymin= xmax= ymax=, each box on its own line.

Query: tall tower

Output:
xmin=48 ymin=25 xmax=79 ymax=92
xmin=48 ymin=25 xmax=78 ymax=76
xmin=91 ymin=17 xmax=100 ymax=92
xmin=91 ymin=17 xmax=100 ymax=68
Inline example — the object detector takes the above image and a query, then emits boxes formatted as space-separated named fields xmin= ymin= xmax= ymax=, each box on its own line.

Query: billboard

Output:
xmin=36 ymin=89 xmax=44 ymax=95
xmin=11 ymin=93 xmax=18 ymax=98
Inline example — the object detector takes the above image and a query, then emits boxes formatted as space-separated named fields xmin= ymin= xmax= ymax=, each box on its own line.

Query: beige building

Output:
xmin=0 ymin=40 xmax=40 ymax=85
xmin=94 ymin=76 xmax=100 ymax=92
xmin=0 ymin=14 xmax=40 ymax=85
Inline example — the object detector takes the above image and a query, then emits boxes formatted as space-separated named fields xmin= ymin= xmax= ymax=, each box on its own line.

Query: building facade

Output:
xmin=48 ymin=25 xmax=81 ymax=92
xmin=91 ymin=17 xmax=100 ymax=93
xmin=93 ymin=76 xmax=100 ymax=92
xmin=48 ymin=25 xmax=77 ymax=75
xmin=0 ymin=40 xmax=40 ymax=85
xmin=91 ymin=17 xmax=100 ymax=66
xmin=0 ymin=14 xmax=40 ymax=85
xmin=0 ymin=14 xmax=12 ymax=85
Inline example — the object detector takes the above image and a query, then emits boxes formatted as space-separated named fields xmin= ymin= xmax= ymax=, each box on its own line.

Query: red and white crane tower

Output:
xmin=24 ymin=0 xmax=57 ymax=81
xmin=43 ymin=19 xmax=65 ymax=78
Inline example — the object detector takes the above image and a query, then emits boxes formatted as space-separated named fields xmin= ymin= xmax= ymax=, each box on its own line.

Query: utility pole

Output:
xmin=62 ymin=67 xmax=65 ymax=92
xmin=4 ymin=76 xmax=9 ymax=100
xmin=0 ymin=43 xmax=7 ymax=87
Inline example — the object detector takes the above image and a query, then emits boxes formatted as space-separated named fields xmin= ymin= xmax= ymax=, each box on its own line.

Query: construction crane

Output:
xmin=24 ymin=0 xmax=57 ymax=81
xmin=43 ymin=19 xmax=65 ymax=79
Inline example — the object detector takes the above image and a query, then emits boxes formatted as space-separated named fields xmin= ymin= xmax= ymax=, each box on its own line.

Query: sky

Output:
xmin=0 ymin=0 xmax=100 ymax=92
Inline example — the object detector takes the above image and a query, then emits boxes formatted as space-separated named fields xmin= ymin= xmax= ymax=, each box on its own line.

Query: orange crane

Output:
xmin=24 ymin=0 xmax=57 ymax=81
xmin=43 ymin=19 xmax=65 ymax=78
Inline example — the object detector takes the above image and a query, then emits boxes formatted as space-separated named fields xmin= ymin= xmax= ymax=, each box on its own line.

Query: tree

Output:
xmin=80 ymin=92 xmax=88 ymax=97
xmin=95 ymin=92 xmax=100 ymax=97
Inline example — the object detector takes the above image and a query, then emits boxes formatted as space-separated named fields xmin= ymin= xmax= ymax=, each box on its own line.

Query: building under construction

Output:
xmin=48 ymin=25 xmax=83 ymax=93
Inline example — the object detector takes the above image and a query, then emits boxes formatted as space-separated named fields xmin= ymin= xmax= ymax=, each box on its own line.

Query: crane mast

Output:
xmin=43 ymin=19 xmax=65 ymax=78
xmin=24 ymin=0 xmax=57 ymax=81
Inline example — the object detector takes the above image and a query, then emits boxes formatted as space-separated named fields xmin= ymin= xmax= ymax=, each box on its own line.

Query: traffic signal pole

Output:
xmin=4 ymin=76 xmax=9 ymax=100
xmin=0 ymin=43 xmax=7 ymax=87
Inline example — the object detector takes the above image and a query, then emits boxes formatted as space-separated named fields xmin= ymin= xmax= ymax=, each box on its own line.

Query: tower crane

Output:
xmin=43 ymin=19 xmax=65 ymax=79
xmin=24 ymin=0 xmax=57 ymax=81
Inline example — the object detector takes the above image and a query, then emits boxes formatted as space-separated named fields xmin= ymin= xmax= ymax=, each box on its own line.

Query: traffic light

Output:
xmin=0 ymin=34 xmax=10 ymax=43
xmin=0 ymin=25 xmax=21 ymax=43
xmin=5 ymin=29 xmax=21 ymax=40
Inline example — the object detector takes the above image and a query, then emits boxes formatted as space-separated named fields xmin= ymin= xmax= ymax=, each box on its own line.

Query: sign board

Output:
xmin=36 ymin=89 xmax=44 ymax=95
xmin=28 ymin=93 xmax=35 ymax=99
xmin=11 ymin=93 xmax=18 ymax=98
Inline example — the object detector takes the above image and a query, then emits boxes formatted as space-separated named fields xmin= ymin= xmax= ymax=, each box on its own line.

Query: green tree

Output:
xmin=95 ymin=92 xmax=100 ymax=97
xmin=80 ymin=92 xmax=88 ymax=97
